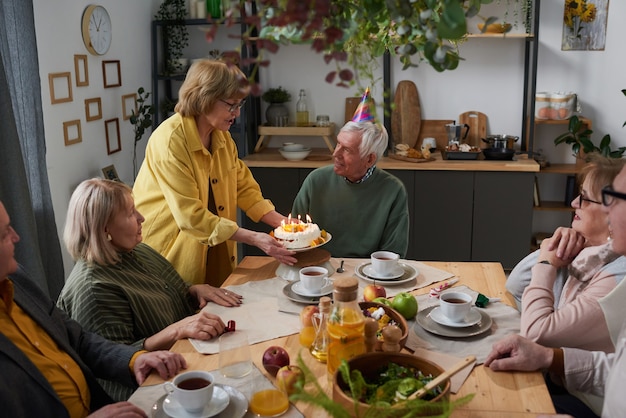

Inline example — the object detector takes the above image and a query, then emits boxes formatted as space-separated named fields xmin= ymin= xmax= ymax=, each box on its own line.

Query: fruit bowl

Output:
xmin=359 ymin=301 xmax=408 ymax=352
xmin=332 ymin=352 xmax=450 ymax=417
xmin=279 ymin=147 xmax=312 ymax=161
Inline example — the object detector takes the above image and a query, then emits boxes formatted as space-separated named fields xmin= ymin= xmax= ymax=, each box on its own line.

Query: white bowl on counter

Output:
xmin=279 ymin=147 xmax=311 ymax=161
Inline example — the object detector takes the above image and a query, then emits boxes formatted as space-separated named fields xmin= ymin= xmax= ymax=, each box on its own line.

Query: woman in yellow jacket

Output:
xmin=133 ymin=60 xmax=296 ymax=286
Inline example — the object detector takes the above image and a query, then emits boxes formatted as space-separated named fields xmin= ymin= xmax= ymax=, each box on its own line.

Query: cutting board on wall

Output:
xmin=391 ymin=80 xmax=421 ymax=148
xmin=459 ymin=111 xmax=487 ymax=148
xmin=418 ymin=119 xmax=455 ymax=151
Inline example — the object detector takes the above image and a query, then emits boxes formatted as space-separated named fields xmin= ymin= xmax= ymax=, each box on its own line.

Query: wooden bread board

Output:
xmin=417 ymin=119 xmax=455 ymax=151
xmin=388 ymin=154 xmax=435 ymax=163
xmin=459 ymin=111 xmax=488 ymax=149
xmin=391 ymin=80 xmax=421 ymax=148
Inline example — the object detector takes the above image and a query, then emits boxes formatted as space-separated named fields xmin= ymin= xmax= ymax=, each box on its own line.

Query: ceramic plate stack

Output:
xmin=354 ymin=262 xmax=418 ymax=285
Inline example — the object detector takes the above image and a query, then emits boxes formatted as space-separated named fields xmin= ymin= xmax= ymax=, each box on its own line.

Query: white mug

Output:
xmin=164 ymin=370 xmax=214 ymax=413
xmin=439 ymin=291 xmax=472 ymax=323
xmin=371 ymin=251 xmax=400 ymax=277
xmin=422 ymin=137 xmax=437 ymax=150
xmin=299 ymin=266 xmax=330 ymax=292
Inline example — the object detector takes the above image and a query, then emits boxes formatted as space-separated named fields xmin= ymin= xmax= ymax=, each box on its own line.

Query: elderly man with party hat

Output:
xmin=292 ymin=88 xmax=409 ymax=258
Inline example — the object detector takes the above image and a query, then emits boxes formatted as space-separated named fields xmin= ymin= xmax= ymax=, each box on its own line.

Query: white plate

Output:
xmin=415 ymin=306 xmax=493 ymax=338
xmin=282 ymin=281 xmax=333 ymax=304
xmin=429 ymin=306 xmax=482 ymax=328
xmin=162 ymin=386 xmax=229 ymax=418
xmin=362 ymin=263 xmax=404 ymax=279
xmin=153 ymin=384 xmax=247 ymax=418
xmin=355 ymin=262 xmax=418 ymax=285
xmin=277 ymin=232 xmax=332 ymax=253
xmin=291 ymin=280 xmax=333 ymax=297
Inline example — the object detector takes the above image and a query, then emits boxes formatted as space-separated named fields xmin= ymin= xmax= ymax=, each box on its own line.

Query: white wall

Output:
xmin=33 ymin=1 xmax=626 ymax=275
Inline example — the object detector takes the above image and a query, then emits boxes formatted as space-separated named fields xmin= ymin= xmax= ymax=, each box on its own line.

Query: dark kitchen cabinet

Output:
xmin=241 ymin=167 xmax=534 ymax=269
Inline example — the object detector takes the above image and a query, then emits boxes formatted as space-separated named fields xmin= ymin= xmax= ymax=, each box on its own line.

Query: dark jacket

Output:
xmin=0 ymin=266 xmax=139 ymax=418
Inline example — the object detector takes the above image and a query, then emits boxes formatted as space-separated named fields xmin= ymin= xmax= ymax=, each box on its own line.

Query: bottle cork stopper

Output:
xmin=364 ymin=317 xmax=379 ymax=353
xmin=318 ymin=296 xmax=332 ymax=313
xmin=332 ymin=277 xmax=359 ymax=302
xmin=381 ymin=325 xmax=402 ymax=353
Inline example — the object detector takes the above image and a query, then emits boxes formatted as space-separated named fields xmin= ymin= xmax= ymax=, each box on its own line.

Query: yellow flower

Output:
xmin=581 ymin=4 xmax=596 ymax=23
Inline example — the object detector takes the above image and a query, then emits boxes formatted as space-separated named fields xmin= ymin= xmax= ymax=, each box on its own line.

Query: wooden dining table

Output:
xmin=142 ymin=256 xmax=556 ymax=417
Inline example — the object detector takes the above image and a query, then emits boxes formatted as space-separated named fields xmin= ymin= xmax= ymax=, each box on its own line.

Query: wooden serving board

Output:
xmin=388 ymin=154 xmax=435 ymax=163
xmin=391 ymin=80 xmax=421 ymax=148
xmin=418 ymin=119 xmax=455 ymax=151
xmin=459 ymin=111 xmax=488 ymax=149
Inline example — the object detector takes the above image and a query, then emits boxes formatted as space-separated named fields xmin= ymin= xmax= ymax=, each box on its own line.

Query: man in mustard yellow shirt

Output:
xmin=0 ymin=201 xmax=186 ymax=417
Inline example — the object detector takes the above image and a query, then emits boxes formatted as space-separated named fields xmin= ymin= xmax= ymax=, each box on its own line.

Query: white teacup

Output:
xmin=282 ymin=142 xmax=304 ymax=151
xmin=164 ymin=370 xmax=214 ymax=413
xmin=299 ymin=266 xmax=330 ymax=292
xmin=439 ymin=291 xmax=473 ymax=323
xmin=371 ymin=251 xmax=400 ymax=277
xmin=422 ymin=137 xmax=437 ymax=150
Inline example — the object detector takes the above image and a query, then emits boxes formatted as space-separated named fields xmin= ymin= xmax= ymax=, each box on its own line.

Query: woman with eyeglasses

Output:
xmin=133 ymin=59 xmax=296 ymax=287
xmin=506 ymin=154 xmax=626 ymax=355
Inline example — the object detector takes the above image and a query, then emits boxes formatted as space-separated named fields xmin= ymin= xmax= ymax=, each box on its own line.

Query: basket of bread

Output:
xmin=391 ymin=143 xmax=434 ymax=163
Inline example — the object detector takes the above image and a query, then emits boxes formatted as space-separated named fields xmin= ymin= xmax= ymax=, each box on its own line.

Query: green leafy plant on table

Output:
xmin=554 ymin=115 xmax=626 ymax=159
xmin=129 ymin=87 xmax=155 ymax=180
xmin=289 ymin=353 xmax=473 ymax=418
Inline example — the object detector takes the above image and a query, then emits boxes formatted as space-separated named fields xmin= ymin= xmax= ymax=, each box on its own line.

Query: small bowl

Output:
xmin=333 ymin=352 xmax=450 ymax=416
xmin=282 ymin=142 xmax=305 ymax=151
xmin=477 ymin=23 xmax=512 ymax=33
xmin=360 ymin=301 xmax=408 ymax=352
xmin=278 ymin=147 xmax=311 ymax=161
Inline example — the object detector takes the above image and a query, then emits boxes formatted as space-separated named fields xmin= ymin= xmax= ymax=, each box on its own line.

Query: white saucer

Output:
xmin=291 ymin=280 xmax=333 ymax=297
xmin=362 ymin=263 xmax=404 ymax=279
xmin=429 ymin=307 xmax=482 ymax=328
xmin=163 ymin=386 xmax=229 ymax=418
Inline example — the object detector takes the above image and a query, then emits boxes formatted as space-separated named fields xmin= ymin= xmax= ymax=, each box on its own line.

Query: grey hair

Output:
xmin=64 ymin=178 xmax=133 ymax=266
xmin=339 ymin=121 xmax=388 ymax=161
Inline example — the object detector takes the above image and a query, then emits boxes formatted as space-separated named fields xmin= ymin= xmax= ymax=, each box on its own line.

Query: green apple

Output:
xmin=391 ymin=292 xmax=418 ymax=320
xmin=372 ymin=297 xmax=392 ymax=306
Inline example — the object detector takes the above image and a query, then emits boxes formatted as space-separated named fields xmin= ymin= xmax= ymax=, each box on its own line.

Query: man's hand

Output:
xmin=485 ymin=334 xmax=554 ymax=372
xmin=87 ymin=401 xmax=148 ymax=417
xmin=133 ymin=351 xmax=187 ymax=385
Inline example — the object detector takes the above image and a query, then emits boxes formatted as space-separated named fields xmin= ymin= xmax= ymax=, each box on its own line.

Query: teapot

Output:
xmin=445 ymin=123 xmax=470 ymax=145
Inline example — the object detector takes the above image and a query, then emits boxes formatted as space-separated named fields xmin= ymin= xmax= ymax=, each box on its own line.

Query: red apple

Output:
xmin=262 ymin=346 xmax=290 ymax=376
xmin=299 ymin=305 xmax=319 ymax=327
xmin=276 ymin=365 xmax=305 ymax=395
xmin=363 ymin=283 xmax=386 ymax=302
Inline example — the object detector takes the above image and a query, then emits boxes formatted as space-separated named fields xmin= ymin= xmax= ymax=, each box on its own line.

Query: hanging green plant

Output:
xmin=155 ymin=0 xmax=189 ymax=75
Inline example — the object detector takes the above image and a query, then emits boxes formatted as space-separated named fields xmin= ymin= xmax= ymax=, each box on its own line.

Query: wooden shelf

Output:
xmin=255 ymin=123 xmax=337 ymax=153
xmin=534 ymin=116 xmax=592 ymax=127
xmin=540 ymin=163 xmax=578 ymax=174
xmin=534 ymin=201 xmax=575 ymax=212
xmin=466 ymin=33 xmax=533 ymax=39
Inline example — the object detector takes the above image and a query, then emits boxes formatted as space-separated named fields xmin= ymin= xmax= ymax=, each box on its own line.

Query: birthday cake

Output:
xmin=273 ymin=219 xmax=323 ymax=249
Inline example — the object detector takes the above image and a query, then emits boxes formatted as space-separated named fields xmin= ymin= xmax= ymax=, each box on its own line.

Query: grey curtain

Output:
xmin=0 ymin=0 xmax=65 ymax=298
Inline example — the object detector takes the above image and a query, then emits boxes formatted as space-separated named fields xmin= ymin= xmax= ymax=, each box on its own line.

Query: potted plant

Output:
xmin=129 ymin=87 xmax=155 ymax=179
xmin=262 ymin=86 xmax=291 ymax=126
xmin=554 ymin=115 xmax=626 ymax=164
xmin=155 ymin=0 xmax=189 ymax=75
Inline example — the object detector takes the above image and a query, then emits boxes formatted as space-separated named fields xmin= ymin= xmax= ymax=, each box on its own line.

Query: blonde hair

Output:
xmin=174 ymin=59 xmax=250 ymax=116
xmin=578 ymin=153 xmax=626 ymax=199
xmin=64 ymin=178 xmax=133 ymax=266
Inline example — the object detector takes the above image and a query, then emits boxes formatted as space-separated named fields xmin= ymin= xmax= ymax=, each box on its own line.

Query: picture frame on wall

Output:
xmin=49 ymin=72 xmax=73 ymax=104
xmin=102 ymin=60 xmax=121 ymax=88
xmin=74 ymin=54 xmax=89 ymax=87
xmin=105 ymin=118 xmax=121 ymax=154
xmin=101 ymin=164 xmax=120 ymax=181
xmin=84 ymin=97 xmax=102 ymax=121
xmin=122 ymin=93 xmax=137 ymax=120
xmin=63 ymin=119 xmax=82 ymax=146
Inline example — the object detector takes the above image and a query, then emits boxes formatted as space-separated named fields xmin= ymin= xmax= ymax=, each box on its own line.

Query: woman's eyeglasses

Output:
xmin=220 ymin=99 xmax=246 ymax=113
xmin=578 ymin=192 xmax=602 ymax=207
xmin=602 ymin=185 xmax=626 ymax=206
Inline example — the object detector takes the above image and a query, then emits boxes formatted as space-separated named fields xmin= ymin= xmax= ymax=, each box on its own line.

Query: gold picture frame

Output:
xmin=122 ymin=93 xmax=138 ymax=121
xmin=102 ymin=60 xmax=121 ymax=88
xmin=74 ymin=54 xmax=89 ymax=87
xmin=105 ymin=118 xmax=121 ymax=154
xmin=101 ymin=164 xmax=120 ymax=181
xmin=49 ymin=72 xmax=73 ymax=104
xmin=85 ymin=97 xmax=102 ymax=122
xmin=63 ymin=119 xmax=82 ymax=146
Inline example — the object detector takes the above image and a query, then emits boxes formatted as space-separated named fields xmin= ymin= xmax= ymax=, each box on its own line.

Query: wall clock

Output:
xmin=82 ymin=5 xmax=112 ymax=56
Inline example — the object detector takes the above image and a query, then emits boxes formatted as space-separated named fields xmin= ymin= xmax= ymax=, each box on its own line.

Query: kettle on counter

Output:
xmin=445 ymin=123 xmax=470 ymax=145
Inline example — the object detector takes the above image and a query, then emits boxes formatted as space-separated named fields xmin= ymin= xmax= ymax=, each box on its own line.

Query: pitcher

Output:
xmin=446 ymin=123 xmax=470 ymax=145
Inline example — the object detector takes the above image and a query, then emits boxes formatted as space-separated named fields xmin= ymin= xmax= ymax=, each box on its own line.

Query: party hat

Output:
xmin=351 ymin=87 xmax=375 ymax=123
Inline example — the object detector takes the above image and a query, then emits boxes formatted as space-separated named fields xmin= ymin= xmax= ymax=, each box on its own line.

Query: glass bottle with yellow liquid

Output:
xmin=327 ymin=277 xmax=365 ymax=379
xmin=310 ymin=296 xmax=331 ymax=363
xmin=296 ymin=89 xmax=309 ymax=126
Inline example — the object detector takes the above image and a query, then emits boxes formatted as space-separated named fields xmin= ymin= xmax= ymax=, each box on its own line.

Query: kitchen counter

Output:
xmin=243 ymin=148 xmax=540 ymax=172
